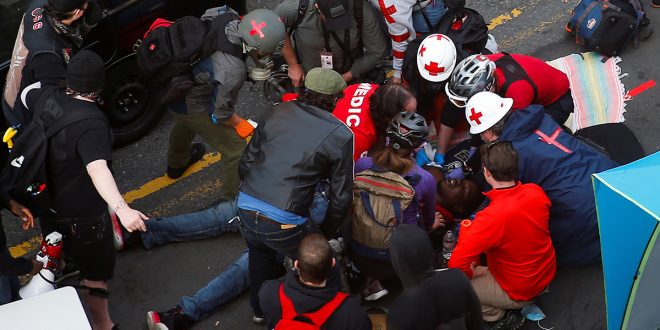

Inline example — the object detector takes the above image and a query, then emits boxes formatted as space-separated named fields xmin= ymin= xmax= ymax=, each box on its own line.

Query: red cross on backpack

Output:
xmin=275 ymin=283 xmax=348 ymax=330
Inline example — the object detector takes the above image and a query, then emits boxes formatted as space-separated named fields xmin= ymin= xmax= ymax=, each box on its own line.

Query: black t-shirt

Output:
xmin=26 ymin=89 xmax=112 ymax=218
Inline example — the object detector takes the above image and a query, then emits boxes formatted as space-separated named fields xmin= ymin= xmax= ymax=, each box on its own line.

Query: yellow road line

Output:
xmin=9 ymin=236 xmax=42 ymax=259
xmin=124 ymin=152 xmax=222 ymax=203
xmin=488 ymin=8 xmax=523 ymax=30
xmin=9 ymin=151 xmax=223 ymax=258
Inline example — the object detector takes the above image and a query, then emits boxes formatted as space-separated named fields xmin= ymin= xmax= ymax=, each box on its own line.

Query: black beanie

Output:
xmin=48 ymin=0 xmax=85 ymax=12
xmin=66 ymin=50 xmax=105 ymax=93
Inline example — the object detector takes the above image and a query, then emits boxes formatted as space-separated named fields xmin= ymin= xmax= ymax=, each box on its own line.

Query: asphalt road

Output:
xmin=3 ymin=0 xmax=660 ymax=329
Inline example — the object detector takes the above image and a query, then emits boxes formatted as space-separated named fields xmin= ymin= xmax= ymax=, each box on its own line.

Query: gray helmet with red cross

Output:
xmin=238 ymin=9 xmax=286 ymax=54
xmin=416 ymin=34 xmax=457 ymax=82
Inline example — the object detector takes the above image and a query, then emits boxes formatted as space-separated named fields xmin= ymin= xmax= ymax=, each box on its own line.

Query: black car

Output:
xmin=0 ymin=0 xmax=246 ymax=146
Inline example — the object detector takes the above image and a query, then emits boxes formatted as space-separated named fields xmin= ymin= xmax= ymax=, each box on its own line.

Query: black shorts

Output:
xmin=42 ymin=211 xmax=116 ymax=281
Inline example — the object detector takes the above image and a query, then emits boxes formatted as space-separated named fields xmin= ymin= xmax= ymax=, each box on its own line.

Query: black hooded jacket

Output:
xmin=389 ymin=224 xmax=482 ymax=330
xmin=259 ymin=271 xmax=371 ymax=329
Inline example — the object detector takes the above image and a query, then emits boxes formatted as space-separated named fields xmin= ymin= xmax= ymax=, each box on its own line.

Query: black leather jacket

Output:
xmin=239 ymin=101 xmax=353 ymax=237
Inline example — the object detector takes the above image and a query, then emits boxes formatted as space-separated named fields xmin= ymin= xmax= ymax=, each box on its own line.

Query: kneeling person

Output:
xmin=259 ymin=234 xmax=371 ymax=329
xmin=449 ymin=141 xmax=556 ymax=329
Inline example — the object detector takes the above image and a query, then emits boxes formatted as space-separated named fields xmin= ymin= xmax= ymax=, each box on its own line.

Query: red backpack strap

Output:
xmin=278 ymin=283 xmax=298 ymax=320
xmin=302 ymin=292 xmax=349 ymax=326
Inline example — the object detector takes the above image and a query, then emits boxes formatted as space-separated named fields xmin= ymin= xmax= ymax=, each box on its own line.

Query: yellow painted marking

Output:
xmin=9 ymin=151 xmax=225 ymax=258
xmin=9 ymin=236 xmax=41 ymax=258
xmin=124 ymin=152 xmax=222 ymax=203
xmin=487 ymin=8 xmax=522 ymax=30
xmin=496 ymin=11 xmax=567 ymax=51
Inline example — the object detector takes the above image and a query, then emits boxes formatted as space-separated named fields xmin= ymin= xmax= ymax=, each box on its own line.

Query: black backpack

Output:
xmin=0 ymin=87 xmax=106 ymax=214
xmin=136 ymin=11 xmax=243 ymax=104
xmin=433 ymin=8 xmax=489 ymax=61
xmin=567 ymin=0 xmax=647 ymax=56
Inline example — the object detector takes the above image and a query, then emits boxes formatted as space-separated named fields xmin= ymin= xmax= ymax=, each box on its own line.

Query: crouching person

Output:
xmin=259 ymin=234 xmax=371 ymax=329
xmin=449 ymin=141 xmax=555 ymax=330
xmin=22 ymin=50 xmax=148 ymax=330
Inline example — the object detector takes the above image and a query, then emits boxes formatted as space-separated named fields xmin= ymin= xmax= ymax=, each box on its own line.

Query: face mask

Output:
xmin=521 ymin=304 xmax=554 ymax=330
xmin=244 ymin=46 xmax=274 ymax=81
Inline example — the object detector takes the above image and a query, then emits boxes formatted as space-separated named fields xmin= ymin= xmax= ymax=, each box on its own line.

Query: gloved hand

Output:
xmin=83 ymin=0 xmax=106 ymax=26
xmin=416 ymin=149 xmax=432 ymax=167
xmin=434 ymin=152 xmax=446 ymax=166
xmin=210 ymin=114 xmax=219 ymax=125
xmin=234 ymin=118 xmax=255 ymax=139
xmin=446 ymin=167 xmax=465 ymax=180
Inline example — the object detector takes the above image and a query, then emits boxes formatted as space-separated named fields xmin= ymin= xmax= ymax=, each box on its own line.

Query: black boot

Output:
xmin=167 ymin=143 xmax=206 ymax=179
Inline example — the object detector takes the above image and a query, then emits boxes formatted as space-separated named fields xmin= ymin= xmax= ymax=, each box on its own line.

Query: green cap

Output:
xmin=304 ymin=68 xmax=347 ymax=95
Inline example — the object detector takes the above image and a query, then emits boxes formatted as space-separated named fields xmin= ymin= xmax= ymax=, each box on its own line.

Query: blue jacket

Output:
xmin=499 ymin=105 xmax=617 ymax=266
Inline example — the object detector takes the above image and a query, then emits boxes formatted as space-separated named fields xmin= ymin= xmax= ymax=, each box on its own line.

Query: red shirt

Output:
xmin=332 ymin=83 xmax=379 ymax=160
xmin=487 ymin=53 xmax=569 ymax=110
xmin=449 ymin=183 xmax=556 ymax=301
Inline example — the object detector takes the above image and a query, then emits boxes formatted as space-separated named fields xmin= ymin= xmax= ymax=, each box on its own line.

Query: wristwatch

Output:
xmin=113 ymin=200 xmax=127 ymax=213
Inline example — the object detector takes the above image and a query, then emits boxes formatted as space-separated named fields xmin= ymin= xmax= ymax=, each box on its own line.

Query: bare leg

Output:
xmin=81 ymin=279 xmax=114 ymax=330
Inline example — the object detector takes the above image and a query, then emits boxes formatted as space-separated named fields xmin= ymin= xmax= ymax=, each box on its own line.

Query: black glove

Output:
xmin=83 ymin=0 xmax=106 ymax=26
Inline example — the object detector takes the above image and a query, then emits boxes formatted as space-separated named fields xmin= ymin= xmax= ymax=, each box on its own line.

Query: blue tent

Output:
xmin=593 ymin=152 xmax=660 ymax=330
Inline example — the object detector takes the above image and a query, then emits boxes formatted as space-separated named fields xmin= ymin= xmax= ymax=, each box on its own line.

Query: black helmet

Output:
xmin=386 ymin=112 xmax=429 ymax=150
xmin=446 ymin=54 xmax=496 ymax=108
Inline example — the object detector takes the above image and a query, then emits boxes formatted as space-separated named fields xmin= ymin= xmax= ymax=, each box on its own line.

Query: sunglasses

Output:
xmin=482 ymin=140 xmax=505 ymax=169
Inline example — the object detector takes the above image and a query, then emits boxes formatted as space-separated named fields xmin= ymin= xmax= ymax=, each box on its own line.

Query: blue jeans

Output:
xmin=412 ymin=0 xmax=448 ymax=33
xmin=180 ymin=250 xmax=249 ymax=321
xmin=238 ymin=208 xmax=318 ymax=316
xmin=141 ymin=199 xmax=240 ymax=249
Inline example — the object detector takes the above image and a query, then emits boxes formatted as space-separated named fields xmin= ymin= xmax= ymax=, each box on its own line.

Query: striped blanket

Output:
xmin=547 ymin=52 xmax=628 ymax=131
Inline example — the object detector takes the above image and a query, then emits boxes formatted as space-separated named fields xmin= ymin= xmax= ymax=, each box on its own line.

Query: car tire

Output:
xmin=104 ymin=56 xmax=165 ymax=147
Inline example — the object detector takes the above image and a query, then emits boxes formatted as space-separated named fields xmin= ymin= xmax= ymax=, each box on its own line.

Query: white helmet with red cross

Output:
xmin=416 ymin=34 xmax=457 ymax=82
xmin=464 ymin=91 xmax=513 ymax=134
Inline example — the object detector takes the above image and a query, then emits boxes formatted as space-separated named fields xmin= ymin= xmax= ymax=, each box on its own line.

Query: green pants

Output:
xmin=167 ymin=111 xmax=247 ymax=199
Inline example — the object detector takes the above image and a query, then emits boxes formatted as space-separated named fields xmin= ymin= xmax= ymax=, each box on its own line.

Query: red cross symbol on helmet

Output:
xmin=469 ymin=107 xmax=483 ymax=125
xmin=250 ymin=20 xmax=267 ymax=38
xmin=416 ymin=34 xmax=456 ymax=82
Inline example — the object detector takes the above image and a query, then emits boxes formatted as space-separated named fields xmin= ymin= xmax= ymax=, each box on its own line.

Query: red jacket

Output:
xmin=449 ymin=182 xmax=556 ymax=301
xmin=333 ymin=83 xmax=379 ymax=160
xmin=487 ymin=53 xmax=569 ymax=110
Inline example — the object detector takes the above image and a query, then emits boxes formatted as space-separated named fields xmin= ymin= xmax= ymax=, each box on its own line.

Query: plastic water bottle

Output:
xmin=442 ymin=229 xmax=456 ymax=267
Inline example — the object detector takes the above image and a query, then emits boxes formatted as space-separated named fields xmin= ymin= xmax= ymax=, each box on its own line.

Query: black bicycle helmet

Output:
xmin=386 ymin=112 xmax=430 ymax=150
xmin=446 ymin=54 xmax=496 ymax=108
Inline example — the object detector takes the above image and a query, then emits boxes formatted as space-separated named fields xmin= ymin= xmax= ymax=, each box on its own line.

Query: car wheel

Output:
xmin=104 ymin=57 xmax=165 ymax=147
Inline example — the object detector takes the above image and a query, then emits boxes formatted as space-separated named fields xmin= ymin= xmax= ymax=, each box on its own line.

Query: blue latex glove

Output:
xmin=434 ymin=152 xmax=445 ymax=166
xmin=446 ymin=167 xmax=465 ymax=180
xmin=416 ymin=149 xmax=432 ymax=167
xmin=210 ymin=114 xmax=219 ymax=125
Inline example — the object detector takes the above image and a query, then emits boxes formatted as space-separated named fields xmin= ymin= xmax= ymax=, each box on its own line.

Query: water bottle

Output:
xmin=442 ymin=229 xmax=456 ymax=267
